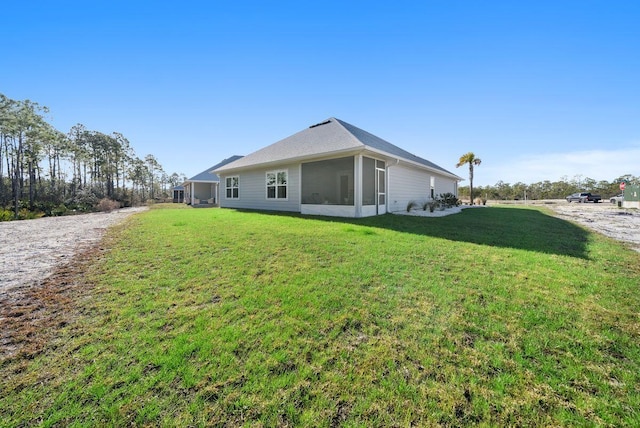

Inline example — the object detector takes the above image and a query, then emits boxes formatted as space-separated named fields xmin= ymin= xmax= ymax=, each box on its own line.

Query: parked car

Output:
xmin=610 ymin=194 xmax=624 ymax=204
xmin=566 ymin=192 xmax=602 ymax=203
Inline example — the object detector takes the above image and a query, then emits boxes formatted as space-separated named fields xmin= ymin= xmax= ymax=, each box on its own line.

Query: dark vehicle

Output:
xmin=566 ymin=192 xmax=602 ymax=203
xmin=610 ymin=194 xmax=624 ymax=204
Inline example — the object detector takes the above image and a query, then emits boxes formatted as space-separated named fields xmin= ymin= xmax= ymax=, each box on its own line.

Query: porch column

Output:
xmin=354 ymin=155 xmax=362 ymax=218
xmin=191 ymin=182 xmax=195 ymax=205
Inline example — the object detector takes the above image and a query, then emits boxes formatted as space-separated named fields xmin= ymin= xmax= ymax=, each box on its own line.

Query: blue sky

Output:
xmin=3 ymin=0 xmax=639 ymax=186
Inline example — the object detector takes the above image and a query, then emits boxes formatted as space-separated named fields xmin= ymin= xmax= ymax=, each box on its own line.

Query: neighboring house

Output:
xmin=184 ymin=156 xmax=243 ymax=206
xmin=172 ymin=185 xmax=184 ymax=203
xmin=214 ymin=118 xmax=462 ymax=217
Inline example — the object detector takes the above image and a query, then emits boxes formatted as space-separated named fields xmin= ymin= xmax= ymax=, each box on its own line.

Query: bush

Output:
xmin=406 ymin=200 xmax=419 ymax=212
xmin=438 ymin=193 xmax=460 ymax=208
xmin=66 ymin=189 xmax=99 ymax=212
xmin=0 ymin=208 xmax=13 ymax=222
xmin=18 ymin=209 xmax=45 ymax=220
xmin=51 ymin=204 xmax=68 ymax=216
xmin=423 ymin=200 xmax=437 ymax=212
xmin=95 ymin=198 xmax=121 ymax=212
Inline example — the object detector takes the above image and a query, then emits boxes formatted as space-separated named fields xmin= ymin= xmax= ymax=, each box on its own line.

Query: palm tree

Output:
xmin=456 ymin=152 xmax=482 ymax=205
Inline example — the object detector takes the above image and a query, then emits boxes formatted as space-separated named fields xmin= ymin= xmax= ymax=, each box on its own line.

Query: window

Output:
xmin=266 ymin=170 xmax=287 ymax=199
xmin=225 ymin=176 xmax=239 ymax=199
xmin=430 ymin=176 xmax=435 ymax=199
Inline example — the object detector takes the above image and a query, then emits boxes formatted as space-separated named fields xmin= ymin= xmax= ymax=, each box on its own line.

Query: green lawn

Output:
xmin=2 ymin=205 xmax=639 ymax=426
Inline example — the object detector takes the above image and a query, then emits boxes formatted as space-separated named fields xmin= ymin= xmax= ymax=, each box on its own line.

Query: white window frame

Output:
xmin=266 ymin=169 xmax=288 ymax=200
xmin=430 ymin=176 xmax=435 ymax=199
xmin=225 ymin=176 xmax=239 ymax=199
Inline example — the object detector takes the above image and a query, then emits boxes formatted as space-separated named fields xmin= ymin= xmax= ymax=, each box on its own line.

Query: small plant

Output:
xmin=406 ymin=200 xmax=419 ymax=212
xmin=423 ymin=200 xmax=437 ymax=212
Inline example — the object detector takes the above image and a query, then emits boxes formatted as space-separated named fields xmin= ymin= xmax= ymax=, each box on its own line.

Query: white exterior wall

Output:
xmin=387 ymin=164 xmax=458 ymax=213
xmin=219 ymin=162 xmax=301 ymax=212
xmin=433 ymin=175 xmax=457 ymax=196
xmin=387 ymin=164 xmax=430 ymax=213
xmin=301 ymin=205 xmax=357 ymax=217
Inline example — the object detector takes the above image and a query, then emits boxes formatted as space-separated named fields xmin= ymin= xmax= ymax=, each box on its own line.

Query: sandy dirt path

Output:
xmin=0 ymin=207 xmax=147 ymax=295
xmin=547 ymin=202 xmax=640 ymax=252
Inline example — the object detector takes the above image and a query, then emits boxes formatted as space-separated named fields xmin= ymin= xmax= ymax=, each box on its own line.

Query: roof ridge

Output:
xmin=330 ymin=117 xmax=366 ymax=148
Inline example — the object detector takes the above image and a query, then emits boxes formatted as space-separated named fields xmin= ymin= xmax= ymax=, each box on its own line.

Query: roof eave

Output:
xmin=215 ymin=146 xmax=463 ymax=181
xmin=213 ymin=147 xmax=365 ymax=174
xmin=361 ymin=147 xmax=463 ymax=181
xmin=183 ymin=179 xmax=220 ymax=184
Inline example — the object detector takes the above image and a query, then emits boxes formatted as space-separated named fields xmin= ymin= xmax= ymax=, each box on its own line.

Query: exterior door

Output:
xmin=376 ymin=161 xmax=386 ymax=214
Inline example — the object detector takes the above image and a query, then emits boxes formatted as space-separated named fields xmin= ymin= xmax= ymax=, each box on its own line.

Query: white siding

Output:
xmin=387 ymin=165 xmax=430 ymax=213
xmin=387 ymin=164 xmax=458 ymax=212
xmin=219 ymin=163 xmax=301 ymax=212
xmin=433 ymin=175 xmax=457 ymax=196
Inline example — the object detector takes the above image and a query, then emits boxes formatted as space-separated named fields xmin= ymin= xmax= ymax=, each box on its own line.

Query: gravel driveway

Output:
xmin=548 ymin=202 xmax=640 ymax=252
xmin=0 ymin=207 xmax=147 ymax=295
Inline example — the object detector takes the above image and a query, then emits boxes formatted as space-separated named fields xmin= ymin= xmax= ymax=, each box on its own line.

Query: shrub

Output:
xmin=18 ymin=209 xmax=45 ymax=220
xmin=95 ymin=198 xmax=121 ymax=212
xmin=51 ymin=204 xmax=68 ymax=216
xmin=0 ymin=209 xmax=13 ymax=221
xmin=67 ymin=189 xmax=99 ymax=212
xmin=423 ymin=200 xmax=437 ymax=212
xmin=406 ymin=200 xmax=419 ymax=212
xmin=438 ymin=193 xmax=460 ymax=208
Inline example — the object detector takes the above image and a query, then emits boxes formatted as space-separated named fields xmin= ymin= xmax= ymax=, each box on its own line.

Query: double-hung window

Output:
xmin=266 ymin=170 xmax=287 ymax=199
xmin=225 ymin=176 xmax=239 ymax=199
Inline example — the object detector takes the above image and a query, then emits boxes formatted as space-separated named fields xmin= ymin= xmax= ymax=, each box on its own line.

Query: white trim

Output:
xmin=225 ymin=175 xmax=239 ymax=199
xmin=355 ymin=155 xmax=362 ymax=217
xmin=301 ymin=204 xmax=356 ymax=217
xmin=361 ymin=205 xmax=379 ymax=217
xmin=265 ymin=169 xmax=289 ymax=201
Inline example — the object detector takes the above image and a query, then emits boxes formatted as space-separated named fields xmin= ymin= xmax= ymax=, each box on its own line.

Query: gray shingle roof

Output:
xmin=186 ymin=155 xmax=244 ymax=182
xmin=214 ymin=118 xmax=459 ymax=178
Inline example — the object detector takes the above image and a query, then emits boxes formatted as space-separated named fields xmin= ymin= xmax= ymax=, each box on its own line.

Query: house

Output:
xmin=183 ymin=155 xmax=243 ymax=206
xmin=172 ymin=185 xmax=184 ymax=203
xmin=213 ymin=118 xmax=462 ymax=217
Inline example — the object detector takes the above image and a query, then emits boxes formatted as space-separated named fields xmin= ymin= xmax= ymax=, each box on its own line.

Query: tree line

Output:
xmin=458 ymin=174 xmax=637 ymax=202
xmin=1 ymin=93 xmax=185 ymax=219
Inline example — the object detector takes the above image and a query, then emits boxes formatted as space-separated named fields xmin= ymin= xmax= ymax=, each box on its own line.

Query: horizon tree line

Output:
xmin=455 ymin=151 xmax=636 ymax=202
xmin=457 ymin=174 xmax=637 ymax=202
xmin=0 ymin=93 xmax=185 ymax=218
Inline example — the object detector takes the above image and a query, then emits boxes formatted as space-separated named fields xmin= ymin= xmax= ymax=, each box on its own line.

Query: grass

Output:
xmin=1 ymin=204 xmax=640 ymax=426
